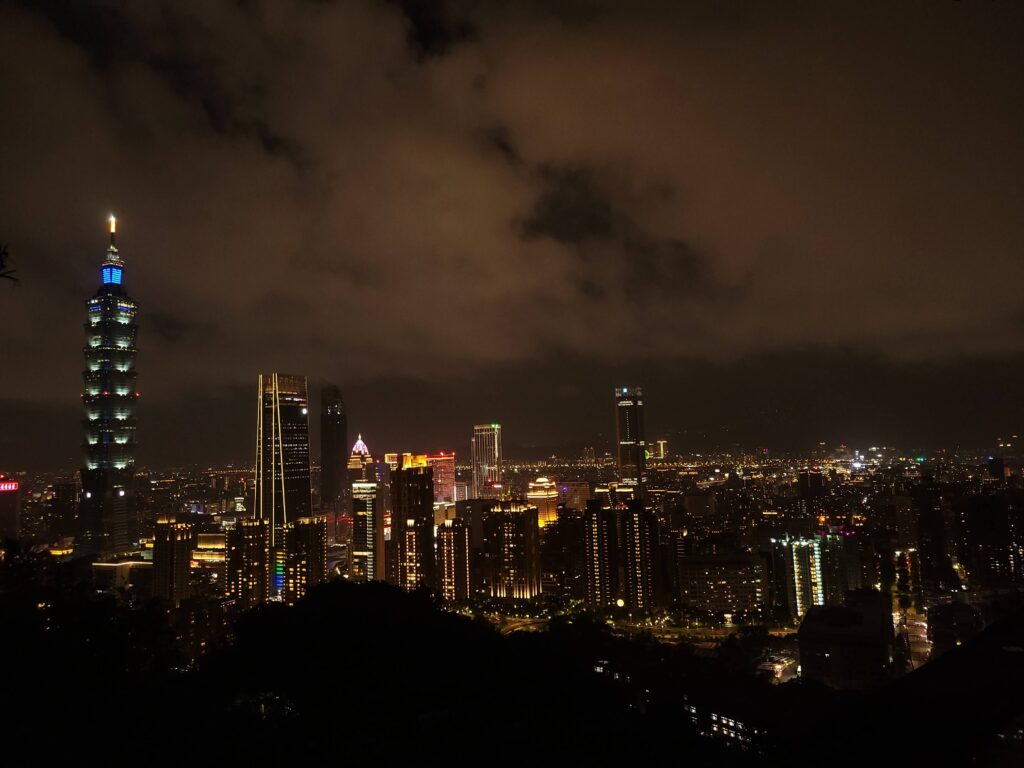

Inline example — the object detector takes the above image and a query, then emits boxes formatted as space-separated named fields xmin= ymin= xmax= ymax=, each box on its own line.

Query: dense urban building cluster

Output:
xmin=2 ymin=221 xmax=1024 ymax=763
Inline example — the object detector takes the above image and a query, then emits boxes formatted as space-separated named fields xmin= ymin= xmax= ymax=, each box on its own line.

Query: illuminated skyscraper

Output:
xmin=615 ymin=387 xmax=646 ymax=491
xmin=437 ymin=517 xmax=471 ymax=602
xmin=78 ymin=217 xmax=139 ymax=556
xmin=471 ymin=423 xmax=502 ymax=499
xmin=226 ymin=518 xmax=270 ymax=610
xmin=527 ymin=477 xmax=560 ymax=528
xmin=620 ymin=501 xmax=658 ymax=612
xmin=320 ymin=385 xmax=347 ymax=506
xmin=392 ymin=456 xmax=434 ymax=590
xmin=283 ymin=516 xmax=328 ymax=604
xmin=427 ymin=452 xmax=456 ymax=503
xmin=253 ymin=373 xmax=311 ymax=596
xmin=351 ymin=479 xmax=384 ymax=581
xmin=153 ymin=515 xmax=192 ymax=607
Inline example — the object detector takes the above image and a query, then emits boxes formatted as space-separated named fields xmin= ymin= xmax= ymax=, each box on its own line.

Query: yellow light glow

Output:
xmin=108 ymin=215 xmax=116 ymax=234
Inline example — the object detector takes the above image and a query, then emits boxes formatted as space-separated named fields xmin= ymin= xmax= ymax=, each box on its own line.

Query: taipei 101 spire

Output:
xmin=76 ymin=216 xmax=140 ymax=556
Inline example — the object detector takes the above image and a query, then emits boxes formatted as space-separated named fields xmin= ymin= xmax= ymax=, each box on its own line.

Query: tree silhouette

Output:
xmin=0 ymin=243 xmax=17 ymax=284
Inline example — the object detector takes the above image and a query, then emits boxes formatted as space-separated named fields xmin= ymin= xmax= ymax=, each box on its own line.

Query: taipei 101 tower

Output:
xmin=76 ymin=216 xmax=140 ymax=556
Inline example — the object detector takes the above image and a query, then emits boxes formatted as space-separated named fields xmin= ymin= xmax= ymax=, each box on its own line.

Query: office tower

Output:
xmin=347 ymin=434 xmax=373 ymax=485
xmin=678 ymin=552 xmax=767 ymax=618
xmin=436 ymin=518 xmax=471 ymax=602
xmin=583 ymin=500 xmax=619 ymax=611
xmin=153 ymin=515 xmax=192 ymax=606
xmin=527 ymin=477 xmax=560 ymax=528
xmin=614 ymin=386 xmax=646 ymax=490
xmin=559 ymin=481 xmax=590 ymax=512
xmin=453 ymin=482 xmax=469 ymax=502
xmin=655 ymin=439 xmax=668 ymax=460
xmin=427 ymin=452 xmax=456 ymax=503
xmin=226 ymin=518 xmax=270 ymax=610
xmin=253 ymin=373 xmax=311 ymax=596
xmin=78 ymin=217 xmax=140 ymax=556
xmin=471 ymin=423 xmax=502 ymax=498
xmin=0 ymin=475 xmax=20 ymax=542
xmin=392 ymin=456 xmax=434 ymax=590
xmin=320 ymin=385 xmax=347 ymax=507
xmin=351 ymin=479 xmax=384 ymax=581
xmin=798 ymin=589 xmax=896 ymax=690
xmin=620 ymin=501 xmax=658 ymax=612
xmin=485 ymin=502 xmax=541 ymax=600
xmin=283 ymin=516 xmax=328 ymax=605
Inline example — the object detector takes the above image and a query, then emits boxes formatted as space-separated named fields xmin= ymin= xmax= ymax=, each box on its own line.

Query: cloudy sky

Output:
xmin=1 ymin=0 xmax=1023 ymax=469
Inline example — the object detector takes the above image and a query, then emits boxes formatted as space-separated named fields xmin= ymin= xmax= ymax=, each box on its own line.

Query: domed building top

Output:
xmin=350 ymin=434 xmax=370 ymax=457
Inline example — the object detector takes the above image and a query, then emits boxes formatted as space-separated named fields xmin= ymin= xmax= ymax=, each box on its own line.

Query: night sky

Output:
xmin=2 ymin=1 xmax=1023 ymax=470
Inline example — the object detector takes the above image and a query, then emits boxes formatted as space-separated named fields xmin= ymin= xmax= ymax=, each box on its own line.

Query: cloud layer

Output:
xmin=1 ymin=1 xmax=1022 ymax=465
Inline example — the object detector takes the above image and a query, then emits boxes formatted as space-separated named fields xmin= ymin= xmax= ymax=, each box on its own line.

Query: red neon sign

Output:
xmin=0 ymin=481 xmax=19 ymax=492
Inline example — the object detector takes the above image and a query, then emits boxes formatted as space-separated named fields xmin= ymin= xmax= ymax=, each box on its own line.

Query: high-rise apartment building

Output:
xmin=153 ymin=515 xmax=192 ymax=606
xmin=283 ymin=516 xmax=327 ymax=605
xmin=471 ymin=424 xmax=502 ymax=499
xmin=614 ymin=386 xmax=646 ymax=491
xmin=226 ymin=518 xmax=270 ymax=610
xmin=391 ymin=456 xmax=434 ymax=590
xmin=484 ymin=502 xmax=541 ymax=600
xmin=320 ymin=385 xmax=347 ymax=507
xmin=583 ymin=499 xmax=658 ymax=613
xmin=78 ymin=217 xmax=139 ymax=556
xmin=436 ymin=517 xmax=471 ymax=602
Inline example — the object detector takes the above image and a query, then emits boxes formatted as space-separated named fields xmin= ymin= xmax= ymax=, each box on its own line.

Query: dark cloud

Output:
xmin=1 ymin=0 xmax=1023 ymax=466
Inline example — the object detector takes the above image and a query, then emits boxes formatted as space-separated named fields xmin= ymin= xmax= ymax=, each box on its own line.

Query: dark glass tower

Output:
xmin=615 ymin=386 xmax=646 ymax=491
xmin=77 ymin=217 xmax=140 ymax=556
xmin=319 ymin=385 xmax=347 ymax=506
xmin=254 ymin=373 xmax=311 ymax=596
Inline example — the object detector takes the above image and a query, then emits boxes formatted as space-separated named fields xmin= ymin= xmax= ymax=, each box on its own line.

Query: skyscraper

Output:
xmin=351 ymin=479 xmax=384 ymax=581
xmin=427 ymin=452 xmax=456 ymax=503
xmin=485 ymin=502 xmax=541 ymax=600
xmin=153 ymin=515 xmax=192 ymax=607
xmin=283 ymin=516 xmax=328 ymax=605
xmin=253 ymin=373 xmax=311 ymax=596
xmin=392 ymin=456 xmax=435 ymax=590
xmin=615 ymin=387 xmax=646 ymax=491
xmin=471 ymin=423 xmax=502 ymax=499
xmin=78 ymin=217 xmax=140 ymax=556
xmin=320 ymin=385 xmax=347 ymax=507
xmin=226 ymin=518 xmax=270 ymax=610
xmin=582 ymin=499 xmax=658 ymax=613
xmin=437 ymin=517 xmax=471 ymax=602
xmin=583 ymin=501 xmax=618 ymax=611
xmin=527 ymin=477 xmax=560 ymax=528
